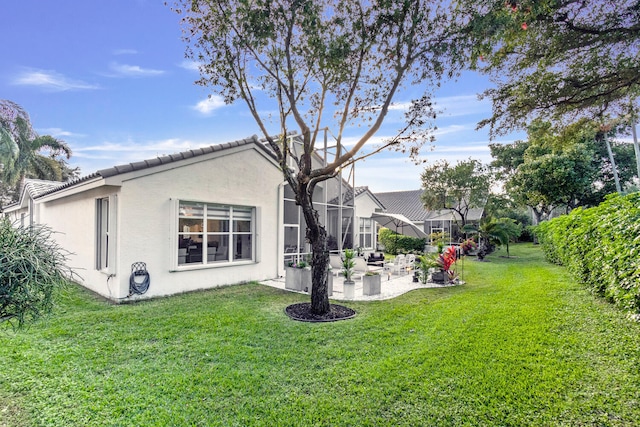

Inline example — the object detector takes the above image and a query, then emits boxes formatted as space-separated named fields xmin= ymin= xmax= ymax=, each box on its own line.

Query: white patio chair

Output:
xmin=353 ymin=257 xmax=383 ymax=280
xmin=405 ymin=254 xmax=416 ymax=270
xmin=385 ymin=254 xmax=407 ymax=275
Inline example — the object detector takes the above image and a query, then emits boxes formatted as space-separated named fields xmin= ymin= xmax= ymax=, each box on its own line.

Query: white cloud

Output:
xmin=75 ymin=138 xmax=196 ymax=154
xmin=193 ymin=96 xmax=226 ymax=115
xmin=71 ymin=137 xmax=218 ymax=172
xmin=12 ymin=69 xmax=99 ymax=91
xmin=179 ymin=60 xmax=201 ymax=71
xmin=113 ymin=49 xmax=138 ymax=55
xmin=37 ymin=128 xmax=85 ymax=138
xmin=433 ymin=124 xmax=475 ymax=136
xmin=354 ymin=156 xmax=424 ymax=192
xmin=109 ymin=62 xmax=165 ymax=77
xmin=434 ymin=94 xmax=491 ymax=117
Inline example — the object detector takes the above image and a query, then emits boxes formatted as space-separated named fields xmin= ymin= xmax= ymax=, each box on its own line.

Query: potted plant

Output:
xmin=431 ymin=246 xmax=458 ymax=284
xmin=285 ymin=260 xmax=311 ymax=291
xmin=363 ymin=271 xmax=381 ymax=295
xmin=341 ymin=249 xmax=356 ymax=299
xmin=416 ymin=255 xmax=436 ymax=284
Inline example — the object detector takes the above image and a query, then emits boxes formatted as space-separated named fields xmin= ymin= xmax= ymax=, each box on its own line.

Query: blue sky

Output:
xmin=2 ymin=0 xmax=521 ymax=193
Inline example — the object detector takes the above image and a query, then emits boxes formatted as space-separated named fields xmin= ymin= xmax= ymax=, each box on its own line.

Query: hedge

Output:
xmin=535 ymin=193 xmax=640 ymax=315
xmin=378 ymin=227 xmax=426 ymax=255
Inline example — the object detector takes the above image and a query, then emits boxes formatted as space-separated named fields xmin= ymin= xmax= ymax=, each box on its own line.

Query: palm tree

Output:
xmin=468 ymin=218 xmax=511 ymax=260
xmin=1 ymin=103 xmax=72 ymax=203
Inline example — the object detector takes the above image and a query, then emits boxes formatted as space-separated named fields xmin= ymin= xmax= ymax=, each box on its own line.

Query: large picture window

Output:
xmin=177 ymin=201 xmax=254 ymax=267
xmin=359 ymin=217 xmax=373 ymax=249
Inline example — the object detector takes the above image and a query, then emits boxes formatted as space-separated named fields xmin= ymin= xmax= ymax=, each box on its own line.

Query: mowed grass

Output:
xmin=2 ymin=244 xmax=640 ymax=426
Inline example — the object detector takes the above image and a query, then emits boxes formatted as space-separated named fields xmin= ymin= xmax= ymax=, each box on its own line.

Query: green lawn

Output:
xmin=2 ymin=244 xmax=640 ymax=426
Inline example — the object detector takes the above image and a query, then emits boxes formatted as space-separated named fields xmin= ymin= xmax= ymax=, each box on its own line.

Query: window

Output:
xmin=96 ymin=197 xmax=110 ymax=270
xmin=359 ymin=217 xmax=373 ymax=249
xmin=177 ymin=201 xmax=254 ymax=267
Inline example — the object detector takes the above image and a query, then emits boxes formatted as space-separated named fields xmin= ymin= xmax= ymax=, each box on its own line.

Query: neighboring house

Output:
xmin=2 ymin=135 xmax=371 ymax=302
xmin=374 ymin=189 xmax=484 ymax=243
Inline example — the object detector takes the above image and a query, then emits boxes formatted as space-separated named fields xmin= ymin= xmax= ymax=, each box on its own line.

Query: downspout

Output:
xmin=277 ymin=181 xmax=286 ymax=277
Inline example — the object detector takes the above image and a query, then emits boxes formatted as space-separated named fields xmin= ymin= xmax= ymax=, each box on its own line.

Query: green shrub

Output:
xmin=0 ymin=217 xmax=73 ymax=326
xmin=378 ymin=227 xmax=425 ymax=255
xmin=535 ymin=193 xmax=640 ymax=314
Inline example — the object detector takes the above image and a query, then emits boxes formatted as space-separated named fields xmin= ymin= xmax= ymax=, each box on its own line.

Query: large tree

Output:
xmin=507 ymin=148 xmax=597 ymax=223
xmin=172 ymin=0 xmax=463 ymax=315
xmin=491 ymin=119 xmax=636 ymax=212
xmin=420 ymin=159 xmax=491 ymax=228
xmin=458 ymin=0 xmax=640 ymax=136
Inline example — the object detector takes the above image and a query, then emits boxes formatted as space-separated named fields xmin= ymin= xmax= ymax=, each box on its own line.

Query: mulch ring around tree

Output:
xmin=285 ymin=303 xmax=356 ymax=322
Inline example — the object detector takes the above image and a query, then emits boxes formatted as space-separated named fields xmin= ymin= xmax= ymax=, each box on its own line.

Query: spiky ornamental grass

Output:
xmin=0 ymin=217 xmax=73 ymax=326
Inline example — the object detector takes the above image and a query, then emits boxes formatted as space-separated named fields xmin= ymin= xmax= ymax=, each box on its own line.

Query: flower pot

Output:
xmin=343 ymin=280 xmax=355 ymax=299
xmin=285 ymin=267 xmax=311 ymax=291
xmin=431 ymin=269 xmax=447 ymax=284
xmin=363 ymin=274 xmax=381 ymax=296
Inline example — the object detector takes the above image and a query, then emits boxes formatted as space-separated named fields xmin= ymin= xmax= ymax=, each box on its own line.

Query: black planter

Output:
xmin=431 ymin=270 xmax=446 ymax=284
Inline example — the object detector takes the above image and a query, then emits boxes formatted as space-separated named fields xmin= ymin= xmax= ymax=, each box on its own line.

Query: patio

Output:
xmin=261 ymin=268 xmax=457 ymax=301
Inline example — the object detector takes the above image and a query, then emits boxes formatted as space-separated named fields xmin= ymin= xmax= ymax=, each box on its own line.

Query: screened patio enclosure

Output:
xmin=281 ymin=137 xmax=356 ymax=268
xmin=283 ymin=181 xmax=355 ymax=267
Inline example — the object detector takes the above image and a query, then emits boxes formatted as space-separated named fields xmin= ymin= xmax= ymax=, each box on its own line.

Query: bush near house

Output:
xmin=0 ymin=217 xmax=73 ymax=326
xmin=378 ymin=227 xmax=425 ymax=254
xmin=535 ymin=192 xmax=640 ymax=315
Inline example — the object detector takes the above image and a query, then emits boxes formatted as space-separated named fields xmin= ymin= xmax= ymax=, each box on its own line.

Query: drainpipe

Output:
xmin=277 ymin=181 xmax=286 ymax=278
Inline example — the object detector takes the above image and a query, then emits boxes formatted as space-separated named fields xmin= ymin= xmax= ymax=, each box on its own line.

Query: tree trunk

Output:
xmin=604 ymin=134 xmax=622 ymax=193
xmin=298 ymin=185 xmax=330 ymax=315
xmin=631 ymin=119 xmax=640 ymax=179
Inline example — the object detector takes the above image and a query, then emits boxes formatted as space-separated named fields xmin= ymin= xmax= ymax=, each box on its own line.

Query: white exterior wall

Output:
xmin=37 ymin=185 xmax=121 ymax=298
xmin=115 ymin=148 xmax=282 ymax=300
xmin=34 ymin=145 xmax=282 ymax=302
xmin=355 ymin=192 xmax=383 ymax=251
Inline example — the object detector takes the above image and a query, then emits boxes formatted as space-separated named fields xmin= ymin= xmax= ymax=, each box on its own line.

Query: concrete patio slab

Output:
xmin=261 ymin=270 xmax=458 ymax=301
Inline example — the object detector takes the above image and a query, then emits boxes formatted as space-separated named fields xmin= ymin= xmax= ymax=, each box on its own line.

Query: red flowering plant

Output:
xmin=436 ymin=246 xmax=458 ymax=281
xmin=460 ymin=239 xmax=477 ymax=255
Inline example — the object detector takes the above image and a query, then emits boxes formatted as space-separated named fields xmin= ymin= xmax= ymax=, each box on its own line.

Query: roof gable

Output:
xmin=2 ymin=179 xmax=63 ymax=211
xmin=32 ymin=135 xmax=278 ymax=200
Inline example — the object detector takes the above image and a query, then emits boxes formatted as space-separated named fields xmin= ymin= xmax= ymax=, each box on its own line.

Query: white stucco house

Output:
xmin=2 ymin=135 xmax=381 ymax=302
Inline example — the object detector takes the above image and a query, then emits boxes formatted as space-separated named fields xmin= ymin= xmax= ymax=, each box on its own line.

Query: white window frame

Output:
xmin=96 ymin=195 xmax=117 ymax=274
xmin=359 ymin=217 xmax=373 ymax=249
xmin=171 ymin=199 xmax=257 ymax=271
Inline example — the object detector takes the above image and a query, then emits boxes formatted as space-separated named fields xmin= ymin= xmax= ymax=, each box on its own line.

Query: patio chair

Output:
xmin=405 ymin=254 xmax=416 ymax=270
xmin=353 ymin=257 xmax=383 ymax=280
xmin=384 ymin=254 xmax=406 ymax=275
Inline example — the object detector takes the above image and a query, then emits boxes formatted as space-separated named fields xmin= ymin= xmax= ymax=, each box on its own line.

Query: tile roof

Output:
xmin=32 ymin=135 xmax=273 ymax=199
xmin=374 ymin=189 xmax=484 ymax=222
xmin=327 ymin=186 xmax=384 ymax=207
xmin=23 ymin=179 xmax=64 ymax=198
xmin=374 ymin=189 xmax=429 ymax=221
